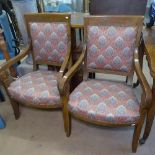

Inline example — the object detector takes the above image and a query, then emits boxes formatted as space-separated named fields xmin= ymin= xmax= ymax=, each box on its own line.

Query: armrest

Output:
xmin=134 ymin=48 xmax=152 ymax=109
xmin=0 ymin=43 xmax=31 ymax=73
xmin=59 ymin=44 xmax=86 ymax=95
xmin=59 ymin=41 xmax=71 ymax=77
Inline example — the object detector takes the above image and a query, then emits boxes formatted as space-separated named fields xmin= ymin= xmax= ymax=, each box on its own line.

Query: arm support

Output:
xmin=59 ymin=41 xmax=71 ymax=78
xmin=134 ymin=48 xmax=152 ymax=109
xmin=59 ymin=44 xmax=86 ymax=95
xmin=0 ymin=43 xmax=31 ymax=73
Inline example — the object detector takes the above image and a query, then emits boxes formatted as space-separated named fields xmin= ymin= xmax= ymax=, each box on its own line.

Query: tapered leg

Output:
xmin=139 ymin=109 xmax=155 ymax=145
xmin=140 ymin=86 xmax=155 ymax=144
xmin=10 ymin=100 xmax=20 ymax=120
xmin=132 ymin=112 xmax=146 ymax=153
xmin=61 ymin=88 xmax=71 ymax=137
xmin=63 ymin=108 xmax=71 ymax=137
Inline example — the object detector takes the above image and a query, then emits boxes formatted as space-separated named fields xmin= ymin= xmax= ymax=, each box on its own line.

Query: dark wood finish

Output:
xmin=60 ymin=16 xmax=152 ymax=152
xmin=139 ymin=28 xmax=155 ymax=144
xmin=0 ymin=14 xmax=72 ymax=119
xmin=89 ymin=0 xmax=147 ymax=15
xmin=143 ymin=28 xmax=155 ymax=77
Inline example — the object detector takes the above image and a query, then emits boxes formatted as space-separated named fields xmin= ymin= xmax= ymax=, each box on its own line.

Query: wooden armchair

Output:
xmin=0 ymin=13 xmax=71 ymax=120
xmin=59 ymin=16 xmax=152 ymax=152
xmin=0 ymin=28 xmax=17 ymax=101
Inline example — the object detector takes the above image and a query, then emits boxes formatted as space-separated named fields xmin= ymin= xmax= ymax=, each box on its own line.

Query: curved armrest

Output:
xmin=59 ymin=44 xmax=86 ymax=95
xmin=134 ymin=48 xmax=152 ymax=109
xmin=0 ymin=43 xmax=31 ymax=73
xmin=59 ymin=41 xmax=71 ymax=78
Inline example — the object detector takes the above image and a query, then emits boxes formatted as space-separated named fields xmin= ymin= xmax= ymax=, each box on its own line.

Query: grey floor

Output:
xmin=0 ymin=56 xmax=154 ymax=155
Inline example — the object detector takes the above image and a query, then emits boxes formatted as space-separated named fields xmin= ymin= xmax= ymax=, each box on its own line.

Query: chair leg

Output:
xmin=139 ymin=103 xmax=155 ymax=145
xmin=133 ymin=80 xmax=140 ymax=88
xmin=126 ymin=75 xmax=133 ymax=86
xmin=10 ymin=100 xmax=20 ymax=120
xmin=63 ymin=109 xmax=71 ymax=137
xmin=132 ymin=115 xmax=145 ymax=153
xmin=0 ymin=90 xmax=5 ymax=101
xmin=139 ymin=83 xmax=155 ymax=144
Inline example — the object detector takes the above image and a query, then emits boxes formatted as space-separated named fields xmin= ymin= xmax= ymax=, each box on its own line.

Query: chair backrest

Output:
xmin=84 ymin=16 xmax=143 ymax=79
xmin=24 ymin=13 xmax=71 ymax=69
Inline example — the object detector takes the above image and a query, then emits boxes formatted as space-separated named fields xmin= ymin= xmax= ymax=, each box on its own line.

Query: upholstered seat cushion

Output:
xmin=8 ymin=70 xmax=61 ymax=107
xmin=68 ymin=80 xmax=140 ymax=125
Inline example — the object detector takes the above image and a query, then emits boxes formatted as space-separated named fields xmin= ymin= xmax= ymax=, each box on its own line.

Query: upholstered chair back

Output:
xmin=87 ymin=26 xmax=137 ymax=73
xmin=29 ymin=22 xmax=68 ymax=63
xmin=84 ymin=16 xmax=143 ymax=78
xmin=24 ymin=13 xmax=71 ymax=69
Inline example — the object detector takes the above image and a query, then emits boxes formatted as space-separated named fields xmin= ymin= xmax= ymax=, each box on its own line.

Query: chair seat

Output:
xmin=8 ymin=70 xmax=61 ymax=107
xmin=68 ymin=80 xmax=140 ymax=125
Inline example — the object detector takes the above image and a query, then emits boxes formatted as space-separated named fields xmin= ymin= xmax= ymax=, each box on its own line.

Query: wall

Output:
xmin=89 ymin=0 xmax=148 ymax=15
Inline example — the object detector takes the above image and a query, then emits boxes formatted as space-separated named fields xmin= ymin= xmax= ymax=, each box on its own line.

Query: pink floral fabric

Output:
xmin=87 ymin=26 xmax=137 ymax=73
xmin=8 ymin=70 xmax=61 ymax=107
xmin=69 ymin=80 xmax=140 ymax=124
xmin=29 ymin=22 xmax=68 ymax=63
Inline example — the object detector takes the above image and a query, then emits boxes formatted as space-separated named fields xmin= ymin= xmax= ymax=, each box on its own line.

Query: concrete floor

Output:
xmin=0 ymin=57 xmax=155 ymax=155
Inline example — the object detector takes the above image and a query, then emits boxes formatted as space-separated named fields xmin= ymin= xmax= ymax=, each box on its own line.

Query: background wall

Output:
xmin=89 ymin=0 xmax=148 ymax=15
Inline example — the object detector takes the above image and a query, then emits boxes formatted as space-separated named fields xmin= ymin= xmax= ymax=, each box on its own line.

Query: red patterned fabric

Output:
xmin=8 ymin=71 xmax=61 ymax=107
xmin=87 ymin=26 xmax=137 ymax=73
xmin=68 ymin=80 xmax=140 ymax=124
xmin=30 ymin=22 xmax=68 ymax=63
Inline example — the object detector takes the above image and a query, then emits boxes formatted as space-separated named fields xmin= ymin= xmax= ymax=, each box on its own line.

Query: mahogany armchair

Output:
xmin=59 ymin=16 xmax=152 ymax=152
xmin=0 ymin=13 xmax=71 ymax=119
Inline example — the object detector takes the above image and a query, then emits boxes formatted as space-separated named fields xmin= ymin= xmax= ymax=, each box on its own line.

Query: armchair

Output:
xmin=0 ymin=13 xmax=71 ymax=120
xmin=60 ymin=16 xmax=152 ymax=152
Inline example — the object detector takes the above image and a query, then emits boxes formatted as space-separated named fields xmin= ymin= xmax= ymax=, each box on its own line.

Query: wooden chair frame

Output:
xmin=59 ymin=16 xmax=152 ymax=152
xmin=0 ymin=13 xmax=72 ymax=119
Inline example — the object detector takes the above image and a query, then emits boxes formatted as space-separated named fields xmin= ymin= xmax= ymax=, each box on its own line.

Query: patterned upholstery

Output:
xmin=87 ymin=26 xmax=137 ymax=73
xmin=8 ymin=70 xmax=61 ymax=107
xmin=29 ymin=22 xmax=68 ymax=63
xmin=68 ymin=80 xmax=140 ymax=124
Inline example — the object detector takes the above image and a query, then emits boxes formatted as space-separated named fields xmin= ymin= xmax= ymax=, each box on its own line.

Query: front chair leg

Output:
xmin=139 ymin=106 xmax=155 ymax=145
xmin=132 ymin=113 xmax=145 ymax=153
xmin=10 ymin=100 xmax=20 ymax=120
xmin=140 ymin=85 xmax=155 ymax=144
xmin=63 ymin=108 xmax=71 ymax=137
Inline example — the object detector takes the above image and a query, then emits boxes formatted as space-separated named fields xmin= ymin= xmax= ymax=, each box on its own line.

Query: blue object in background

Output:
xmin=149 ymin=0 xmax=155 ymax=17
xmin=58 ymin=3 xmax=72 ymax=12
xmin=44 ymin=3 xmax=72 ymax=12
xmin=0 ymin=11 xmax=16 ymax=60
xmin=44 ymin=5 xmax=58 ymax=12
xmin=0 ymin=115 xmax=6 ymax=129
